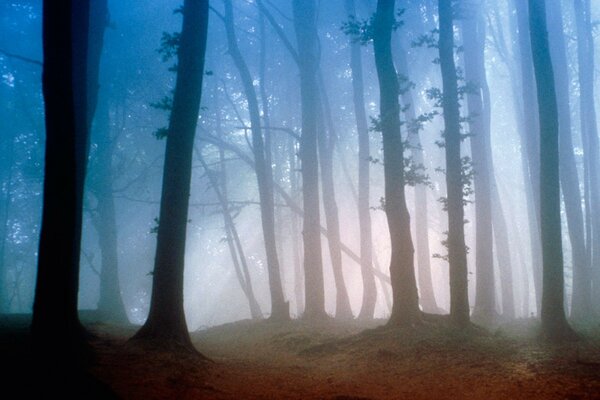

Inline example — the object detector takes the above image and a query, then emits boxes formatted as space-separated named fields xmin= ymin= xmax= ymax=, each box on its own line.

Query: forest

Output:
xmin=2 ymin=0 xmax=600 ymax=398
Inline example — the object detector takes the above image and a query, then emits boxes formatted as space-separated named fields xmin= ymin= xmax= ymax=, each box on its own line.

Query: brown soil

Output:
xmin=3 ymin=316 xmax=600 ymax=399
xmin=88 ymin=318 xmax=600 ymax=399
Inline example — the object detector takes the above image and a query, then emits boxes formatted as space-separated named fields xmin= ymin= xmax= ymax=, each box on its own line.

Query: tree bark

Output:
xmin=32 ymin=0 xmax=90 ymax=357
xmin=438 ymin=0 xmax=470 ymax=327
xmin=528 ymin=0 xmax=576 ymax=340
xmin=344 ymin=0 xmax=378 ymax=320
xmin=574 ymin=0 xmax=598 ymax=320
xmin=394 ymin=20 xmax=440 ymax=315
xmin=514 ymin=0 xmax=543 ymax=313
xmin=373 ymin=0 xmax=420 ymax=326
xmin=317 ymin=74 xmax=354 ymax=320
xmin=132 ymin=0 xmax=209 ymax=350
xmin=222 ymin=0 xmax=288 ymax=321
xmin=462 ymin=1 xmax=496 ymax=325
xmin=292 ymin=0 xmax=328 ymax=320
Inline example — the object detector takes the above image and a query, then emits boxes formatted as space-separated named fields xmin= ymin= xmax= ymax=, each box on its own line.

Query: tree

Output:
xmin=527 ymin=0 xmax=576 ymax=340
xmin=344 ymin=0 xmax=378 ymax=320
xmin=373 ymin=0 xmax=420 ymax=326
xmin=574 ymin=0 xmax=599 ymax=320
xmin=394 ymin=16 xmax=440 ymax=314
xmin=462 ymin=0 xmax=496 ymax=325
xmin=221 ymin=0 xmax=288 ymax=321
xmin=131 ymin=0 xmax=209 ymax=350
xmin=514 ymin=0 xmax=542 ymax=313
xmin=316 ymin=74 xmax=354 ymax=320
xmin=544 ymin=0 xmax=589 ymax=323
xmin=32 ymin=0 xmax=90 ymax=355
xmin=292 ymin=0 xmax=328 ymax=320
xmin=438 ymin=0 xmax=470 ymax=327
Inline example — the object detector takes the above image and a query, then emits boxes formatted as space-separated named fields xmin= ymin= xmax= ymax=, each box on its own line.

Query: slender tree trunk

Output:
xmin=316 ymin=75 xmax=354 ymax=320
xmin=546 ymin=0 xmax=588 ymax=322
xmin=197 ymin=148 xmax=263 ymax=320
xmin=132 ymin=0 xmax=209 ymax=350
xmin=373 ymin=0 xmax=420 ymax=326
xmin=32 ymin=0 xmax=90 ymax=356
xmin=344 ymin=0 xmax=378 ymax=320
xmin=528 ymin=0 xmax=576 ymax=340
xmin=462 ymin=2 xmax=496 ymax=325
xmin=438 ymin=0 xmax=470 ymax=327
xmin=293 ymin=0 xmax=328 ymax=320
xmin=393 ymin=27 xmax=439 ymax=314
xmin=289 ymin=136 xmax=304 ymax=316
xmin=223 ymin=0 xmax=288 ymax=320
xmin=574 ymin=0 xmax=599 ymax=320
xmin=514 ymin=0 xmax=542 ymax=313
xmin=91 ymin=97 xmax=129 ymax=324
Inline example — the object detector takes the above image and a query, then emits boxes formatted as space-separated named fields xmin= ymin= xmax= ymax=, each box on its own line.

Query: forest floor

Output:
xmin=3 ymin=315 xmax=600 ymax=399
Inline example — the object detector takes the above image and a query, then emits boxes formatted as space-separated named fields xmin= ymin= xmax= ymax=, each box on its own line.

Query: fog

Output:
xmin=1 ymin=0 xmax=600 ymax=332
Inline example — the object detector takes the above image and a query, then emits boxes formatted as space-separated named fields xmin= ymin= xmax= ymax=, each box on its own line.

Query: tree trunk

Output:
xmin=528 ymin=0 xmax=576 ymax=340
xmin=344 ymin=0 xmax=378 ymax=320
xmin=32 ymin=0 xmax=90 ymax=357
xmin=373 ymin=0 xmax=420 ymax=326
xmin=223 ymin=0 xmax=288 ymax=321
xmin=394 ymin=20 xmax=440 ymax=315
xmin=292 ymin=0 xmax=328 ymax=320
xmin=91 ymin=96 xmax=129 ymax=325
xmin=316 ymin=75 xmax=354 ymax=320
xmin=514 ymin=0 xmax=542 ymax=313
xmin=438 ymin=0 xmax=470 ymax=327
xmin=574 ymin=0 xmax=599 ymax=320
xmin=546 ymin=0 xmax=589 ymax=322
xmin=132 ymin=0 xmax=209 ymax=350
xmin=462 ymin=1 xmax=496 ymax=325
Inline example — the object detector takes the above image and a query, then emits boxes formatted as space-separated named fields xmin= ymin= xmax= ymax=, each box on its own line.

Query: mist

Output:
xmin=2 ymin=0 xmax=600 ymax=398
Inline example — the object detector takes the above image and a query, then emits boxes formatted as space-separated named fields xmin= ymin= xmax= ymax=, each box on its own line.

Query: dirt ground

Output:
xmin=3 ymin=316 xmax=600 ymax=399
xmin=89 ymin=318 xmax=600 ymax=399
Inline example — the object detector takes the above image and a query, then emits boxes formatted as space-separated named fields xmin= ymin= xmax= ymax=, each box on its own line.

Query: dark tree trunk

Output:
xmin=223 ymin=0 xmax=288 ymax=321
xmin=292 ymin=0 xmax=328 ymax=320
xmin=438 ymin=0 xmax=470 ymax=327
xmin=462 ymin=3 xmax=496 ymax=325
xmin=528 ymin=0 xmax=576 ymax=340
xmin=344 ymin=0 xmax=378 ymax=320
xmin=574 ymin=0 xmax=599 ymax=320
xmin=394 ymin=35 xmax=440 ymax=315
xmin=546 ymin=0 xmax=589 ymax=322
xmin=514 ymin=0 xmax=543 ymax=313
xmin=373 ymin=0 xmax=420 ymax=326
xmin=317 ymin=75 xmax=354 ymax=320
xmin=132 ymin=0 xmax=209 ymax=349
xmin=32 ymin=0 xmax=90 ymax=356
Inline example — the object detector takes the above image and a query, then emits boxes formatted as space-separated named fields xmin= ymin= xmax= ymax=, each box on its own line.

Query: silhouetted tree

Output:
xmin=544 ymin=0 xmax=588 ymax=323
xmin=373 ymin=0 xmax=420 ymax=326
xmin=32 ymin=0 xmax=90 ymax=355
xmin=132 ymin=0 xmax=209 ymax=350
xmin=574 ymin=0 xmax=599 ymax=320
xmin=394 ymin=16 xmax=440 ymax=314
xmin=514 ymin=0 xmax=542 ymax=312
xmin=345 ymin=0 xmax=378 ymax=320
xmin=221 ymin=0 xmax=288 ymax=321
xmin=528 ymin=0 xmax=576 ymax=340
xmin=438 ymin=0 xmax=470 ymax=327
xmin=292 ymin=0 xmax=328 ymax=320
xmin=462 ymin=1 xmax=495 ymax=325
